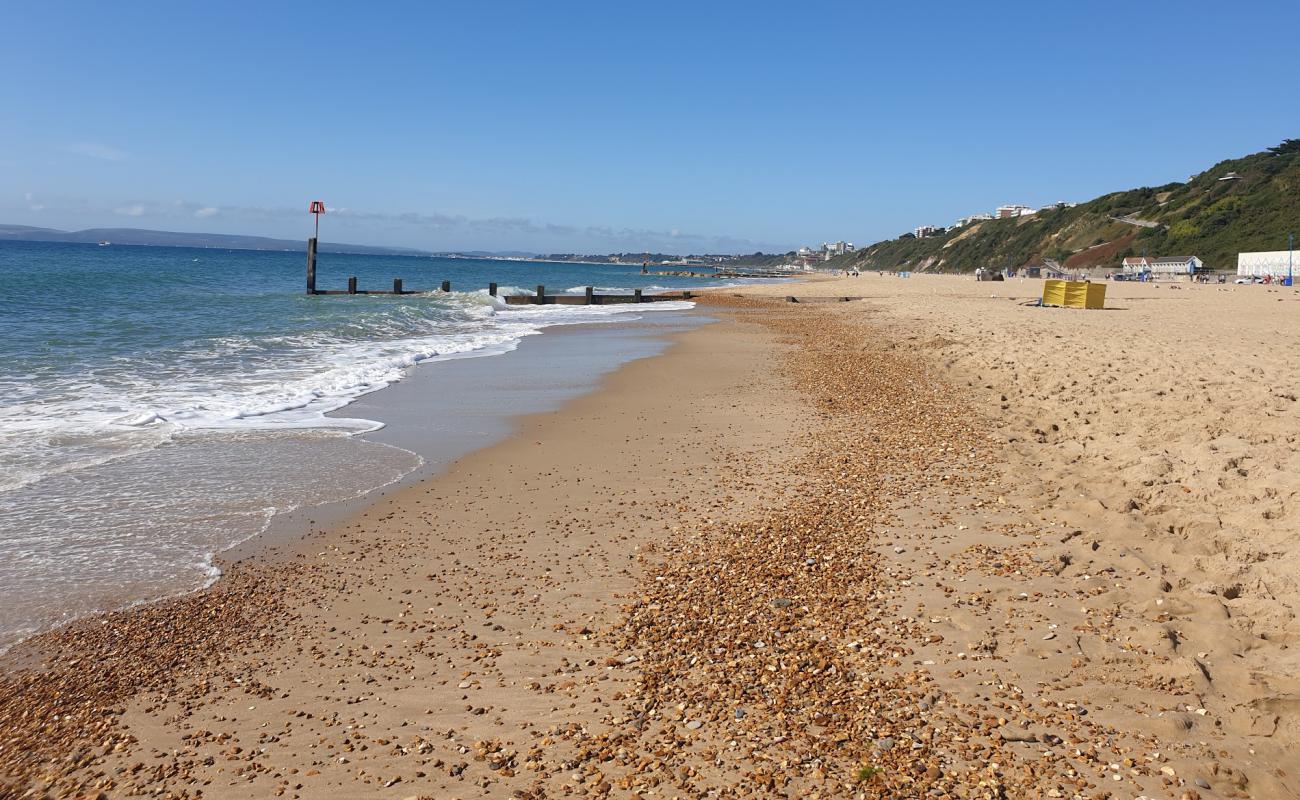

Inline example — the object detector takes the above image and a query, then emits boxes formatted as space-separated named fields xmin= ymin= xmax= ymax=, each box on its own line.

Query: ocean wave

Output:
xmin=0 ymin=294 xmax=694 ymax=494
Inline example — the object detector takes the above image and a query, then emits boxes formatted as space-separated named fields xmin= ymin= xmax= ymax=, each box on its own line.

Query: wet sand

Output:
xmin=233 ymin=311 xmax=708 ymax=564
xmin=3 ymin=276 xmax=1297 ymax=799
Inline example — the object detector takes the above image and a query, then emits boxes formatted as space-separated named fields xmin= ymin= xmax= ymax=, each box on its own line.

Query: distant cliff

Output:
xmin=0 ymin=225 xmax=429 ymax=256
xmin=835 ymin=139 xmax=1300 ymax=273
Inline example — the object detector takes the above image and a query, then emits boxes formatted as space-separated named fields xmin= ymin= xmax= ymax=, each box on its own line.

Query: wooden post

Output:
xmin=348 ymin=276 xmax=357 ymax=294
xmin=306 ymin=237 xmax=317 ymax=294
xmin=585 ymin=286 xmax=594 ymax=305
xmin=488 ymin=282 xmax=498 ymax=297
xmin=536 ymin=284 xmax=545 ymax=304
xmin=634 ymin=288 xmax=642 ymax=303
xmin=441 ymin=280 xmax=451 ymax=293
xmin=394 ymin=278 xmax=403 ymax=294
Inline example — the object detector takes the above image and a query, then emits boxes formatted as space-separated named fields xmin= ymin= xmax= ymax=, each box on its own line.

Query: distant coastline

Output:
xmin=0 ymin=225 xmax=791 ymax=266
xmin=0 ymin=224 xmax=430 ymax=257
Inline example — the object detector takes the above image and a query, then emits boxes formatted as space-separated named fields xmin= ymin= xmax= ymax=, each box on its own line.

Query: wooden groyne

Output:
xmin=305 ymin=243 xmax=784 ymax=302
xmin=303 ymin=249 xmax=841 ymax=305
xmin=304 ymin=231 xmax=796 ymax=301
xmin=503 ymin=286 xmax=693 ymax=305
xmin=312 ymin=278 xmax=463 ymax=296
xmin=307 ymin=277 xmax=865 ymax=305
xmin=308 ymin=277 xmax=694 ymax=304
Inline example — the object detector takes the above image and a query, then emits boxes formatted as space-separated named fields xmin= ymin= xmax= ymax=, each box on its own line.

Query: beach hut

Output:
xmin=1237 ymin=251 xmax=1296 ymax=278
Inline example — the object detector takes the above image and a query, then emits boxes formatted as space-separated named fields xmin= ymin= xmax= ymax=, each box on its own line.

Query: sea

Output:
xmin=0 ymin=240 xmax=768 ymax=652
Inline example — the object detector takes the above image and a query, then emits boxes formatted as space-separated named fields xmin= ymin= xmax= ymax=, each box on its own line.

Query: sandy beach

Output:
xmin=3 ymin=275 xmax=1298 ymax=799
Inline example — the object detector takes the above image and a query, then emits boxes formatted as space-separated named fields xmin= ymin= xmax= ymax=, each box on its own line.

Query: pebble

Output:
xmin=998 ymin=726 xmax=1038 ymax=743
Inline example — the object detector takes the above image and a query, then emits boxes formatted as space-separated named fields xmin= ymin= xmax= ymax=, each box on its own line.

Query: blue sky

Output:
xmin=3 ymin=1 xmax=1297 ymax=254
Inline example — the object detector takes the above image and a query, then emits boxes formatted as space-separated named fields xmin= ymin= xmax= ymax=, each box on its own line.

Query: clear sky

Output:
xmin=3 ymin=1 xmax=1298 ymax=254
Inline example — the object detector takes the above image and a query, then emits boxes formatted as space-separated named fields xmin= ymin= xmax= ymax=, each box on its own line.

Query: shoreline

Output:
xmin=0 ymin=300 xmax=804 ymax=798
xmin=0 ymin=304 xmax=708 ymax=656
xmin=223 ymin=308 xmax=710 ymax=570
xmin=3 ymin=275 xmax=1297 ymax=798
xmin=0 ymin=240 xmax=770 ymax=657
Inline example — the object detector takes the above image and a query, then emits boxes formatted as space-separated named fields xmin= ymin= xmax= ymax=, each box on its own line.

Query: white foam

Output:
xmin=0 ymin=434 xmax=425 ymax=654
xmin=0 ymin=293 xmax=694 ymax=494
xmin=114 ymin=412 xmax=162 ymax=427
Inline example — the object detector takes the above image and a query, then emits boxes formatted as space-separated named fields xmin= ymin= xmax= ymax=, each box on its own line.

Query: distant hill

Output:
xmin=834 ymin=139 xmax=1300 ymax=273
xmin=0 ymin=225 xmax=430 ymax=256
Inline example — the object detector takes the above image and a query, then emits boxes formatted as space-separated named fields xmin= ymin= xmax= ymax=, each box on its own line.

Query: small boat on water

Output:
xmin=98 ymin=241 xmax=111 ymax=246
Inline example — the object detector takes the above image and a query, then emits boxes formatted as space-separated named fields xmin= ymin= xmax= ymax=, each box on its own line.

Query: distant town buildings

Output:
xmin=996 ymin=204 xmax=1037 ymax=219
xmin=952 ymin=213 xmax=993 ymax=228
xmin=793 ymin=241 xmax=856 ymax=266
xmin=908 ymin=200 xmax=1073 ymax=244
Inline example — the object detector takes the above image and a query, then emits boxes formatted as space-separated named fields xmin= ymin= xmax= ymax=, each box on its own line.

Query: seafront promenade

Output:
xmin=2 ymin=273 xmax=1297 ymax=798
